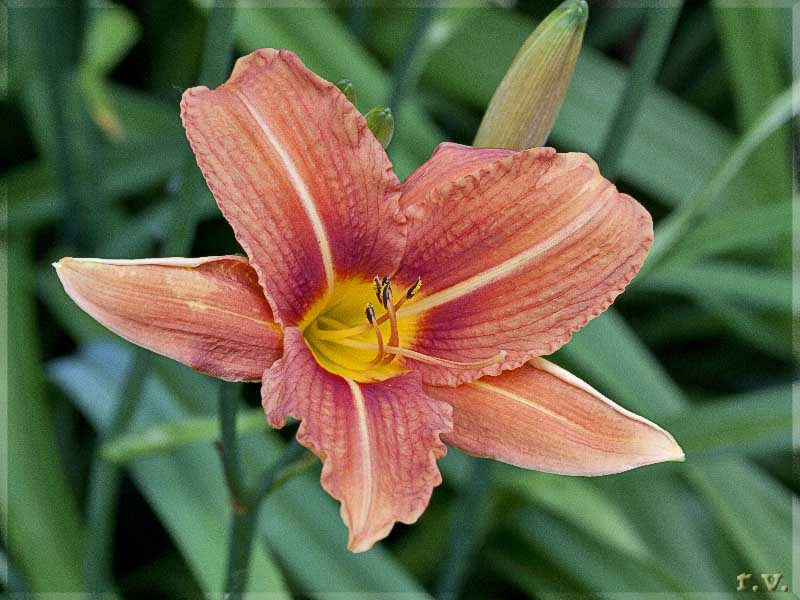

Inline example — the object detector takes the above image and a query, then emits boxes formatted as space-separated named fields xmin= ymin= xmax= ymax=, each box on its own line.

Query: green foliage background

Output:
xmin=3 ymin=1 xmax=796 ymax=597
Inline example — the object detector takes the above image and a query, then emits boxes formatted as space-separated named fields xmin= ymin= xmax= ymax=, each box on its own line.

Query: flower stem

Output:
xmin=221 ymin=439 xmax=307 ymax=598
xmin=217 ymin=380 xmax=306 ymax=598
xmin=216 ymin=382 xmax=247 ymax=510
xmin=223 ymin=505 xmax=259 ymax=599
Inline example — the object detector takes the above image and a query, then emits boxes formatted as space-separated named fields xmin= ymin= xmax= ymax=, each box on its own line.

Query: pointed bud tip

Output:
xmin=560 ymin=0 xmax=588 ymax=25
xmin=670 ymin=446 xmax=686 ymax=463
xmin=474 ymin=0 xmax=587 ymax=149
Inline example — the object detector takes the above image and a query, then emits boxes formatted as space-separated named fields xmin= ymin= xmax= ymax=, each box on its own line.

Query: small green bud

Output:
xmin=474 ymin=0 xmax=588 ymax=149
xmin=335 ymin=79 xmax=358 ymax=106
xmin=365 ymin=107 xmax=395 ymax=148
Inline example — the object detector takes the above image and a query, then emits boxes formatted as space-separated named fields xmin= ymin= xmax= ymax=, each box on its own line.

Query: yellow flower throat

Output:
xmin=301 ymin=275 xmax=505 ymax=383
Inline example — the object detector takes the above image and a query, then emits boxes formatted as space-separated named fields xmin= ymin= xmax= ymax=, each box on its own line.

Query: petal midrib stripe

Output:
xmin=234 ymin=89 xmax=336 ymax=296
xmin=346 ymin=378 xmax=374 ymax=533
xmin=471 ymin=380 xmax=594 ymax=435
xmin=400 ymin=194 xmax=607 ymax=316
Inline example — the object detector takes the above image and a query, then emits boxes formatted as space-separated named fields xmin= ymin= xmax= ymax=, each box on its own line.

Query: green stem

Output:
xmin=597 ymin=3 xmax=684 ymax=179
xmin=435 ymin=459 xmax=493 ymax=600
xmin=248 ymin=439 xmax=306 ymax=506
xmin=223 ymin=508 xmax=260 ymax=599
xmin=217 ymin=383 xmax=247 ymax=509
xmin=220 ymin=425 xmax=306 ymax=598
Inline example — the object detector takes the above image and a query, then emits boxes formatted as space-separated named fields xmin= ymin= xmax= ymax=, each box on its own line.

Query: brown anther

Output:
xmin=406 ymin=276 xmax=422 ymax=300
xmin=381 ymin=276 xmax=392 ymax=308
xmin=365 ymin=302 xmax=384 ymax=366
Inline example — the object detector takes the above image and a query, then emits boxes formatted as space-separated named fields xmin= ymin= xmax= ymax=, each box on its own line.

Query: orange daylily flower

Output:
xmin=55 ymin=49 xmax=683 ymax=552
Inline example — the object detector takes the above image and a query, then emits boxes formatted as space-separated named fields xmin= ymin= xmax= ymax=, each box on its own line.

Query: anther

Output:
xmin=381 ymin=276 xmax=392 ymax=308
xmin=373 ymin=276 xmax=382 ymax=302
xmin=405 ymin=276 xmax=422 ymax=300
xmin=365 ymin=302 xmax=384 ymax=366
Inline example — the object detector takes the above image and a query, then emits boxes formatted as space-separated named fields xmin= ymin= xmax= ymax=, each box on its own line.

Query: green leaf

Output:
xmin=7 ymin=85 xmax=188 ymax=232
xmin=638 ymin=262 xmax=790 ymax=312
xmin=5 ymin=236 xmax=86 ymax=592
xmin=645 ymin=83 xmax=798 ymax=269
xmin=596 ymin=3 xmax=684 ymax=179
xmin=593 ymin=468 xmax=734 ymax=590
xmin=50 ymin=343 xmax=433 ymax=598
xmin=508 ymin=507 xmax=684 ymax=592
xmin=714 ymin=3 xmax=791 ymax=200
xmin=79 ymin=5 xmax=141 ymax=141
xmin=665 ymin=386 xmax=791 ymax=459
xmin=48 ymin=345 xmax=290 ymax=597
xmin=695 ymin=293 xmax=790 ymax=359
xmin=556 ymin=309 xmax=687 ymax=421
xmin=664 ymin=201 xmax=791 ymax=265
xmin=101 ymin=409 xmax=266 ymax=464
xmin=83 ymin=5 xmax=140 ymax=75
xmin=687 ymin=460 xmax=792 ymax=576
xmin=498 ymin=467 xmax=649 ymax=559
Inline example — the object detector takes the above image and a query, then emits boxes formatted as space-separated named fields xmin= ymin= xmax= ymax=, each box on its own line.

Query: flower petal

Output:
xmin=54 ymin=256 xmax=281 ymax=381
xmin=395 ymin=148 xmax=652 ymax=386
xmin=426 ymin=358 xmax=684 ymax=476
xmin=262 ymin=328 xmax=452 ymax=552
xmin=181 ymin=49 xmax=405 ymax=326
xmin=399 ymin=142 xmax=514 ymax=210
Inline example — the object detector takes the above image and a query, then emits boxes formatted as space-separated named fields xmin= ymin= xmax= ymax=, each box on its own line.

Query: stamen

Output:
xmin=380 ymin=278 xmax=400 ymax=364
xmin=337 ymin=338 xmax=507 ymax=369
xmin=382 ymin=300 xmax=400 ymax=364
xmin=311 ymin=276 xmax=421 ymax=341
xmin=406 ymin=276 xmax=422 ymax=299
xmin=389 ymin=275 xmax=422 ymax=313
xmin=380 ymin=276 xmax=392 ymax=308
xmin=365 ymin=303 xmax=384 ymax=366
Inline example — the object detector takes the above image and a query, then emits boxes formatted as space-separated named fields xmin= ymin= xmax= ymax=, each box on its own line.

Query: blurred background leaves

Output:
xmin=3 ymin=1 xmax=796 ymax=598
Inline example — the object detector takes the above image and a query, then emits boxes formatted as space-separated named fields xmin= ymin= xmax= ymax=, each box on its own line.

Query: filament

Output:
xmin=381 ymin=289 xmax=400 ymax=365
xmin=336 ymin=338 xmax=507 ymax=369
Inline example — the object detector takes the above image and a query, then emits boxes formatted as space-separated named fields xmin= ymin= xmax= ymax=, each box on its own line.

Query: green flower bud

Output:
xmin=335 ymin=79 xmax=358 ymax=106
xmin=365 ymin=107 xmax=395 ymax=148
xmin=474 ymin=0 xmax=588 ymax=149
